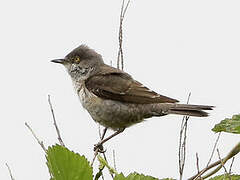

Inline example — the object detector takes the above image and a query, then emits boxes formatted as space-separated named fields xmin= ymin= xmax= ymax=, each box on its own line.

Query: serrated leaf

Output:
xmin=114 ymin=172 xmax=158 ymax=180
xmin=46 ymin=144 xmax=93 ymax=180
xmin=209 ymin=174 xmax=240 ymax=180
xmin=212 ymin=114 xmax=240 ymax=134
xmin=114 ymin=173 xmax=127 ymax=180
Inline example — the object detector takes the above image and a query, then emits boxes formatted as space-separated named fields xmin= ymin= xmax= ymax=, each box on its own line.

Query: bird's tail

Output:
xmin=165 ymin=104 xmax=214 ymax=117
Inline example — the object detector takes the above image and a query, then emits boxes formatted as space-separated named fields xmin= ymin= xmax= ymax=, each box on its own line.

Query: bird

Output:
xmin=51 ymin=44 xmax=213 ymax=149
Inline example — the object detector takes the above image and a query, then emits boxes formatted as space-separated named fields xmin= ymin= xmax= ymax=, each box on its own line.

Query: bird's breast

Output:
xmin=77 ymin=83 xmax=98 ymax=109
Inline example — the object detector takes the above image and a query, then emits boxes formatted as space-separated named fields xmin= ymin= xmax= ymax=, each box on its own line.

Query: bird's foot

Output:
xmin=94 ymin=142 xmax=106 ymax=153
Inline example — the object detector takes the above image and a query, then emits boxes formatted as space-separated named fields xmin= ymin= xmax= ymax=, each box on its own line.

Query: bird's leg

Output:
xmin=101 ymin=127 xmax=108 ymax=140
xmin=94 ymin=128 xmax=125 ymax=152
xmin=95 ymin=127 xmax=108 ymax=153
xmin=100 ymin=128 xmax=125 ymax=145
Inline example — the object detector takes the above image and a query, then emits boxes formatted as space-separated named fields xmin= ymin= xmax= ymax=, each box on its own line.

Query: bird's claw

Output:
xmin=94 ymin=143 xmax=106 ymax=153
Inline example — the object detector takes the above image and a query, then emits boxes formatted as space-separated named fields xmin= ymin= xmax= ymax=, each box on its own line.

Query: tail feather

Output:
xmin=168 ymin=109 xmax=209 ymax=117
xmin=168 ymin=104 xmax=214 ymax=117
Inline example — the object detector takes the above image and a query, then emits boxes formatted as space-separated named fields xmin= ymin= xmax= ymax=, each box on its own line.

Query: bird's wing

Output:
xmin=85 ymin=66 xmax=178 ymax=104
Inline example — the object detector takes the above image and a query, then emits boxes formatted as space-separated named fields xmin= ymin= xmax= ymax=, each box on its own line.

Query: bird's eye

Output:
xmin=74 ymin=56 xmax=81 ymax=63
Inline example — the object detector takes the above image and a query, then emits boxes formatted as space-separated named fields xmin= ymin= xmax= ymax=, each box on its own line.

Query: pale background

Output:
xmin=1 ymin=0 xmax=240 ymax=179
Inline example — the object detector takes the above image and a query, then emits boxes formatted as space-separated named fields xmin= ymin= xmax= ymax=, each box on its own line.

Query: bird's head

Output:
xmin=51 ymin=45 xmax=104 ymax=81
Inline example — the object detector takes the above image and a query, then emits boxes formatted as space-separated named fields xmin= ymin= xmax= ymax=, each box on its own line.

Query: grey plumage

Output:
xmin=52 ymin=45 xmax=214 ymax=131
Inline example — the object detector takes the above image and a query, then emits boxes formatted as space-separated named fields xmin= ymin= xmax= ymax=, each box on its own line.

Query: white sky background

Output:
xmin=1 ymin=0 xmax=240 ymax=179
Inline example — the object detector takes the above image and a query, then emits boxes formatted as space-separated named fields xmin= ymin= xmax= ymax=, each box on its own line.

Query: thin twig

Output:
xmin=188 ymin=141 xmax=240 ymax=180
xmin=217 ymin=149 xmax=231 ymax=180
xmin=179 ymin=116 xmax=189 ymax=180
xmin=229 ymin=157 xmax=235 ymax=174
xmin=178 ymin=93 xmax=191 ymax=180
xmin=91 ymin=150 xmax=99 ymax=166
xmin=117 ymin=0 xmax=124 ymax=70
xmin=206 ymin=132 xmax=221 ymax=167
xmin=189 ymin=159 xmax=222 ymax=180
xmin=117 ymin=0 xmax=130 ymax=70
xmin=6 ymin=163 xmax=15 ymax=180
xmin=48 ymin=95 xmax=65 ymax=147
xmin=25 ymin=122 xmax=47 ymax=152
xmin=217 ymin=149 xmax=228 ymax=174
xmin=196 ymin=153 xmax=200 ymax=174
xmin=189 ymin=132 xmax=221 ymax=180
xmin=186 ymin=92 xmax=191 ymax=104
xmin=113 ymin=150 xmax=117 ymax=171
xmin=122 ymin=0 xmax=131 ymax=18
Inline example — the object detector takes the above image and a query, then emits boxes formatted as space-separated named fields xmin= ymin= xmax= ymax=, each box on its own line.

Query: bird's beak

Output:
xmin=51 ymin=59 xmax=66 ymax=64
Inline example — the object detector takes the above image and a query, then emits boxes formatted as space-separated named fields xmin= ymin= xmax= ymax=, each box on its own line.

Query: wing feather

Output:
xmin=85 ymin=66 xmax=178 ymax=104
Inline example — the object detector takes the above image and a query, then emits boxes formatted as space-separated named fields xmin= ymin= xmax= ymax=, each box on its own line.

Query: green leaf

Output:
xmin=114 ymin=173 xmax=127 ymax=180
xmin=212 ymin=114 xmax=240 ymax=134
xmin=46 ymin=144 xmax=93 ymax=180
xmin=97 ymin=155 xmax=118 ymax=175
xmin=114 ymin=172 xmax=159 ymax=180
xmin=209 ymin=174 xmax=240 ymax=180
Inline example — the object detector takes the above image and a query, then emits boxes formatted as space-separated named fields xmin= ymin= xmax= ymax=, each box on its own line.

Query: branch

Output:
xmin=25 ymin=122 xmax=47 ymax=152
xmin=178 ymin=93 xmax=191 ymax=180
xmin=206 ymin=132 xmax=221 ymax=167
xmin=48 ymin=95 xmax=65 ymax=147
xmin=188 ymin=141 xmax=240 ymax=180
xmin=201 ymin=143 xmax=240 ymax=179
xmin=216 ymin=149 xmax=228 ymax=174
xmin=91 ymin=149 xmax=99 ymax=167
xmin=117 ymin=0 xmax=131 ymax=70
xmin=189 ymin=132 xmax=221 ymax=180
xmin=196 ymin=153 xmax=200 ymax=175
xmin=229 ymin=157 xmax=235 ymax=174
xmin=6 ymin=163 xmax=15 ymax=180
